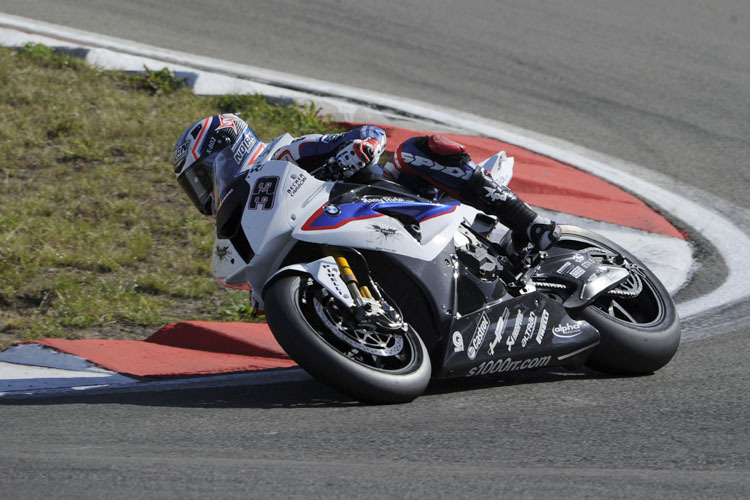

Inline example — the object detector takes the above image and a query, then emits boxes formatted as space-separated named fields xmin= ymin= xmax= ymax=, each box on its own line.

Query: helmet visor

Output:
xmin=177 ymin=156 xmax=215 ymax=215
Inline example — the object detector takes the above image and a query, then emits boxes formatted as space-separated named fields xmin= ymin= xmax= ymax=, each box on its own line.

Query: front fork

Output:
xmin=330 ymin=250 xmax=373 ymax=308
xmin=327 ymin=249 xmax=403 ymax=327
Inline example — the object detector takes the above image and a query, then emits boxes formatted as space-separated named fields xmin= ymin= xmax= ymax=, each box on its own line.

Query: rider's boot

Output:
xmin=461 ymin=168 xmax=561 ymax=255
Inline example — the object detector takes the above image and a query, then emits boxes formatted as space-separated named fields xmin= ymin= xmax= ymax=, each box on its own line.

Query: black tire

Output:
xmin=263 ymin=275 xmax=431 ymax=404
xmin=554 ymin=225 xmax=681 ymax=374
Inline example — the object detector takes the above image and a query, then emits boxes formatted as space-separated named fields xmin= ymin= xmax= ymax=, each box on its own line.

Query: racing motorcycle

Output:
xmin=210 ymin=134 xmax=681 ymax=403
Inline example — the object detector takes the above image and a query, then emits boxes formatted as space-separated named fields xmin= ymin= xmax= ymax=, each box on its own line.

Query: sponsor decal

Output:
xmin=536 ymin=309 xmax=549 ymax=344
xmin=215 ymin=244 xmax=231 ymax=262
xmin=483 ymin=185 xmax=510 ymax=202
xmin=569 ymin=265 xmax=586 ymax=279
xmin=553 ymin=322 xmax=583 ymax=338
xmin=233 ymin=134 xmax=258 ymax=164
xmin=205 ymin=136 xmax=217 ymax=155
xmin=573 ymin=253 xmax=585 ymax=263
xmin=520 ymin=311 xmax=538 ymax=348
xmin=321 ymin=261 xmax=348 ymax=299
xmin=366 ymin=224 xmax=403 ymax=246
xmin=248 ymin=176 xmax=279 ymax=210
xmin=557 ymin=262 xmax=572 ymax=274
xmin=173 ymin=141 xmax=188 ymax=167
xmin=467 ymin=312 xmax=490 ymax=360
xmin=400 ymin=151 xmax=473 ymax=180
xmin=324 ymin=204 xmax=341 ymax=216
xmin=466 ymin=355 xmax=552 ymax=377
xmin=321 ymin=133 xmax=344 ymax=143
xmin=452 ymin=331 xmax=465 ymax=353
xmin=286 ymin=173 xmax=307 ymax=197
xmin=506 ymin=310 xmax=525 ymax=351
xmin=216 ymin=114 xmax=243 ymax=134
xmin=488 ymin=308 xmax=510 ymax=356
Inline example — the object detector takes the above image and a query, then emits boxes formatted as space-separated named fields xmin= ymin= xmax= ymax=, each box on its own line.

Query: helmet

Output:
xmin=173 ymin=114 xmax=262 ymax=215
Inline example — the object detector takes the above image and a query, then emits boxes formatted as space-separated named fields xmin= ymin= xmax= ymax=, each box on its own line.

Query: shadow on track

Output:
xmin=0 ymin=366 xmax=631 ymax=408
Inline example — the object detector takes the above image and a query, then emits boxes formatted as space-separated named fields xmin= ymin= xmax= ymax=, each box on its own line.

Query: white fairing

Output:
xmin=211 ymin=148 xmax=515 ymax=308
xmin=212 ymin=238 xmax=247 ymax=289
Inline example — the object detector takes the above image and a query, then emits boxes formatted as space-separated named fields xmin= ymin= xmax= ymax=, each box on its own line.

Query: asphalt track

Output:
xmin=1 ymin=1 xmax=749 ymax=499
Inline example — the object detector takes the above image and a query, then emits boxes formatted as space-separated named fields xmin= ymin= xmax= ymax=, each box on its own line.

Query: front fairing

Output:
xmin=292 ymin=181 xmax=474 ymax=262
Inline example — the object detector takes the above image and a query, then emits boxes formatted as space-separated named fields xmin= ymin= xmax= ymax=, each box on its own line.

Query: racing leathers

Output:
xmin=383 ymin=134 xmax=561 ymax=252
xmin=282 ymin=128 xmax=560 ymax=253
xmin=271 ymin=125 xmax=387 ymax=179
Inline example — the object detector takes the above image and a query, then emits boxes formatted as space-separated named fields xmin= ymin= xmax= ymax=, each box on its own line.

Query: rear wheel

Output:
xmin=263 ymin=275 xmax=431 ymax=403
xmin=547 ymin=226 xmax=680 ymax=374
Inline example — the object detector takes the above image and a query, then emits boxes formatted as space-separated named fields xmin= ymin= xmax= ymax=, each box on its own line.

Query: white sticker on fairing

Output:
xmin=467 ymin=312 xmax=490 ymax=360
xmin=452 ymin=331 xmax=465 ymax=353
xmin=267 ymin=256 xmax=354 ymax=308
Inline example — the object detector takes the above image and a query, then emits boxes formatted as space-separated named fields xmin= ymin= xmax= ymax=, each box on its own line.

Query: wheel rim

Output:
xmin=298 ymin=278 xmax=421 ymax=373
xmin=591 ymin=266 xmax=665 ymax=327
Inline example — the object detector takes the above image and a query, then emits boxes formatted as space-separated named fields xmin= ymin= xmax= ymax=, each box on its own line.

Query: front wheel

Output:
xmin=551 ymin=226 xmax=681 ymax=374
xmin=263 ymin=275 xmax=431 ymax=404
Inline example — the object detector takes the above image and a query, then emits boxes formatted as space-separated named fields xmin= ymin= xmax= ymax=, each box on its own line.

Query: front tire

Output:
xmin=555 ymin=226 xmax=681 ymax=374
xmin=263 ymin=275 xmax=432 ymax=404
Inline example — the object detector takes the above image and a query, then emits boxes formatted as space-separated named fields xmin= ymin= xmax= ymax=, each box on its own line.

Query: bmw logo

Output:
xmin=323 ymin=204 xmax=341 ymax=216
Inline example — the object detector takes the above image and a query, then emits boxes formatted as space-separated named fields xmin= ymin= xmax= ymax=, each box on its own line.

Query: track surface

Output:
xmin=1 ymin=1 xmax=749 ymax=498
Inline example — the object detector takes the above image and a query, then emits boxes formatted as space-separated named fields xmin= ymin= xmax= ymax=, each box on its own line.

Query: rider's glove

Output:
xmin=335 ymin=138 xmax=383 ymax=177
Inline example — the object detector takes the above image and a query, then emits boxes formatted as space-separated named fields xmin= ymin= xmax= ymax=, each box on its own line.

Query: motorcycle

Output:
xmin=210 ymin=133 xmax=681 ymax=403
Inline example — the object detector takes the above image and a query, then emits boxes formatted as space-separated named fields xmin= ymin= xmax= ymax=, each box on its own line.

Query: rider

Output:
xmin=173 ymin=113 xmax=560 ymax=253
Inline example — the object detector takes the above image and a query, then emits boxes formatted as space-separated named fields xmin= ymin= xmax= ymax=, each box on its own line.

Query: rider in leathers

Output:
xmin=173 ymin=113 xmax=560 ymax=254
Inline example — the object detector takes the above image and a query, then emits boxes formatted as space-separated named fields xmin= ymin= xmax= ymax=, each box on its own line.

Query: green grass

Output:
xmin=0 ymin=43 xmax=340 ymax=347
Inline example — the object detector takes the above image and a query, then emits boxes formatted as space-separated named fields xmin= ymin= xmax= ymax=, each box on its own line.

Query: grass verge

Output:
xmin=0 ymin=43 xmax=340 ymax=348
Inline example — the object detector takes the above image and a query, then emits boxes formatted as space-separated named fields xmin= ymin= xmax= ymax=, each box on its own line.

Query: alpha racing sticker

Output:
xmin=553 ymin=321 xmax=583 ymax=338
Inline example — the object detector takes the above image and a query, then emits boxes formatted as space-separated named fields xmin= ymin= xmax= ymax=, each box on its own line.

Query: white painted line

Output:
xmin=1 ymin=13 xmax=744 ymax=321
xmin=0 ymin=343 xmax=109 ymax=372
xmin=0 ymin=361 xmax=137 ymax=393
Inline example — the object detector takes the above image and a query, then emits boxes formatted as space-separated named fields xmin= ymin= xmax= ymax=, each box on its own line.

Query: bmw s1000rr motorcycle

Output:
xmin=210 ymin=134 xmax=680 ymax=403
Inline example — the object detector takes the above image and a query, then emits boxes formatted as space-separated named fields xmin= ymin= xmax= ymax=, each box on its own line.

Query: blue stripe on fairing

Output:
xmin=304 ymin=200 xmax=460 ymax=230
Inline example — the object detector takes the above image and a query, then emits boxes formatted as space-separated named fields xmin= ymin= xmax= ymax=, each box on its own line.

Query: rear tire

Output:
xmin=264 ymin=275 xmax=431 ymax=403
xmin=556 ymin=226 xmax=681 ymax=374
